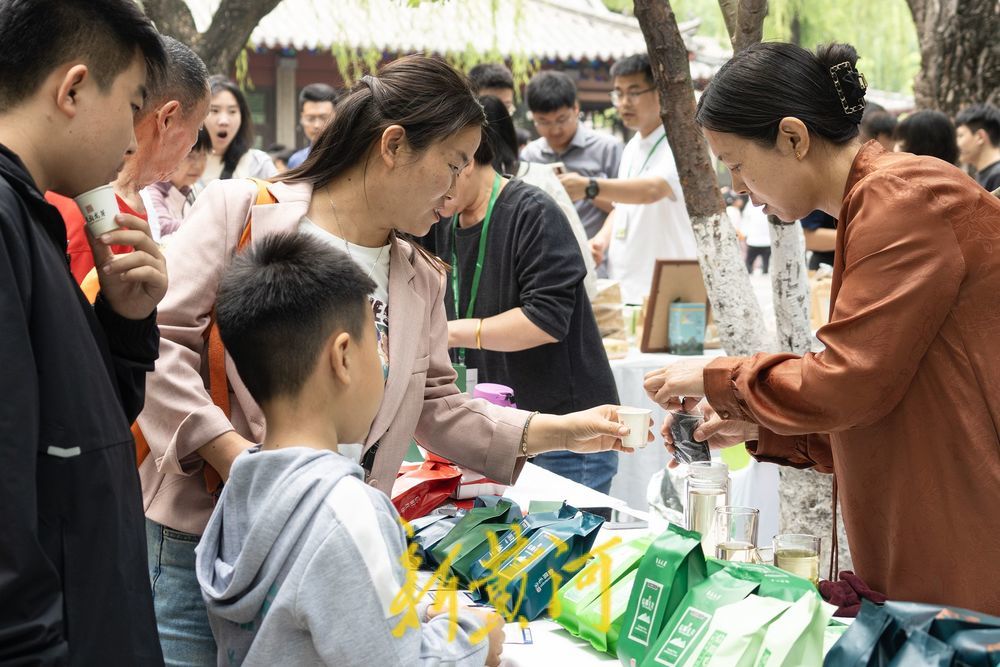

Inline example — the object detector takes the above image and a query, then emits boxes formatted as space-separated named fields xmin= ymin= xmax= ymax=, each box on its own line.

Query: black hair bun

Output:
xmin=816 ymin=43 xmax=860 ymax=70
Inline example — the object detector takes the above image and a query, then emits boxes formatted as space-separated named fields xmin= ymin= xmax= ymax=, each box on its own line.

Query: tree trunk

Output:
xmin=733 ymin=0 xmax=767 ymax=54
xmin=143 ymin=0 xmax=283 ymax=75
xmin=634 ymin=0 xmax=770 ymax=358
xmin=906 ymin=0 xmax=1000 ymax=114
xmin=141 ymin=0 xmax=198 ymax=44
xmin=767 ymin=219 xmax=811 ymax=354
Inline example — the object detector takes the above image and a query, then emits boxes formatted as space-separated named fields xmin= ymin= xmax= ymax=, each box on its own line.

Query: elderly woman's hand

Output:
xmin=643 ymin=357 xmax=711 ymax=408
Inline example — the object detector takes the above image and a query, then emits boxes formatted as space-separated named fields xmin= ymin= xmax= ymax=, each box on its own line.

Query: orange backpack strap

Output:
xmin=136 ymin=178 xmax=278 ymax=496
xmin=200 ymin=178 xmax=275 ymax=494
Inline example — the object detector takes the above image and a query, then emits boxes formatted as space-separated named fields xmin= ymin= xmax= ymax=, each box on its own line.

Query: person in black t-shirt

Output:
xmin=956 ymin=104 xmax=1000 ymax=193
xmin=800 ymin=210 xmax=837 ymax=269
xmin=419 ymin=97 xmax=621 ymax=493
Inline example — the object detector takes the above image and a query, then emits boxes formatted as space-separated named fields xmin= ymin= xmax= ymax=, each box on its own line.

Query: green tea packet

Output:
xmin=488 ymin=510 xmax=604 ymax=622
xmin=754 ymin=591 xmax=834 ymax=667
xmin=411 ymin=513 xmax=465 ymax=568
xmin=617 ymin=524 xmax=707 ymax=667
xmin=449 ymin=522 xmax=516 ymax=587
xmin=887 ymin=630 xmax=954 ymax=667
xmin=822 ymin=623 xmax=849 ymax=658
xmin=578 ymin=569 xmax=640 ymax=654
xmin=684 ymin=594 xmax=792 ymax=667
xmin=468 ymin=503 xmax=578 ymax=587
xmin=640 ymin=568 xmax=760 ymax=667
xmin=556 ymin=534 xmax=653 ymax=635
xmin=722 ymin=561 xmax=816 ymax=602
xmin=427 ymin=497 xmax=520 ymax=569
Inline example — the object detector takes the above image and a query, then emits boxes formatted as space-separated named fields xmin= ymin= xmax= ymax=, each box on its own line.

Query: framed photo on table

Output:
xmin=640 ymin=259 xmax=710 ymax=353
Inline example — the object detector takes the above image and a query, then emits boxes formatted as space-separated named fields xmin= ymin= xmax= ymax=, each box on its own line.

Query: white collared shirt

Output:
xmin=607 ymin=126 xmax=697 ymax=304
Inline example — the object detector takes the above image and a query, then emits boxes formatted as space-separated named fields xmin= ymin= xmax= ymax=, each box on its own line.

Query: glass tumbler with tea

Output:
xmin=684 ymin=461 xmax=730 ymax=557
xmin=713 ymin=506 xmax=760 ymax=562
xmin=774 ymin=534 xmax=822 ymax=586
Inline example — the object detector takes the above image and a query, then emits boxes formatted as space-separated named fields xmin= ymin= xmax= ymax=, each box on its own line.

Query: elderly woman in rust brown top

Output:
xmin=646 ymin=41 xmax=1000 ymax=614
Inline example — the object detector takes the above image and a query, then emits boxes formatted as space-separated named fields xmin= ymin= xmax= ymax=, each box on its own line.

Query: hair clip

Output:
xmin=829 ymin=61 xmax=867 ymax=115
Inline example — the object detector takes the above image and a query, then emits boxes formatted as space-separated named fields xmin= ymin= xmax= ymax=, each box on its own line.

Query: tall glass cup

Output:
xmin=713 ymin=506 xmax=759 ymax=562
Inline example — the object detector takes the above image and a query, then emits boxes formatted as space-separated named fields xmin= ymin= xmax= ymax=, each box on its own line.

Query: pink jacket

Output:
xmin=138 ymin=178 xmax=529 ymax=535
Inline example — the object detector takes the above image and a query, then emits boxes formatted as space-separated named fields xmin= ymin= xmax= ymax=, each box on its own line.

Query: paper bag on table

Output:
xmin=683 ymin=594 xmax=792 ymax=667
xmin=755 ymin=592 xmax=834 ymax=667
xmin=639 ymin=568 xmax=759 ymax=667
xmin=391 ymin=460 xmax=462 ymax=521
xmin=617 ymin=524 xmax=707 ymax=666
xmin=486 ymin=509 xmax=604 ymax=622
xmin=577 ymin=569 xmax=640 ymax=655
xmin=427 ymin=496 xmax=521 ymax=570
xmin=555 ymin=534 xmax=652 ymax=636
xmin=468 ymin=503 xmax=578 ymax=589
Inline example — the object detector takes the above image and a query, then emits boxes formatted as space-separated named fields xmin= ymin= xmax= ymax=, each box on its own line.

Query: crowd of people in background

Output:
xmin=3 ymin=0 xmax=1000 ymax=665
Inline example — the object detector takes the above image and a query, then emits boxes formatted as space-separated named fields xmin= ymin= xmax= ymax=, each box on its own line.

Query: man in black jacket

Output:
xmin=0 ymin=1 xmax=169 ymax=664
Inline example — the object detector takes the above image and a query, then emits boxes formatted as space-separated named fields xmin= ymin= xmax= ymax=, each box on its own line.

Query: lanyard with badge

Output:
xmin=450 ymin=172 xmax=501 ymax=392
xmin=617 ymin=134 xmax=668 ymax=240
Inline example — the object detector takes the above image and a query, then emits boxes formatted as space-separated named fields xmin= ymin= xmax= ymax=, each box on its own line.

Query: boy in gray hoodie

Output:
xmin=195 ymin=232 xmax=503 ymax=666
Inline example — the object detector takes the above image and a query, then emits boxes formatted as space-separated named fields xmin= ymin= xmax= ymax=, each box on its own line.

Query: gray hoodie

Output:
xmin=195 ymin=446 xmax=488 ymax=666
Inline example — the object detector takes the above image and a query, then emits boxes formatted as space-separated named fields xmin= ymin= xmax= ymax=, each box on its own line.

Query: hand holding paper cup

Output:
xmin=616 ymin=407 xmax=652 ymax=449
xmin=74 ymin=184 xmax=120 ymax=238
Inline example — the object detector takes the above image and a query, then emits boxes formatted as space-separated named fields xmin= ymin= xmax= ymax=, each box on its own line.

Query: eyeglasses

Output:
xmin=532 ymin=112 xmax=578 ymax=129
xmin=610 ymin=87 xmax=656 ymax=105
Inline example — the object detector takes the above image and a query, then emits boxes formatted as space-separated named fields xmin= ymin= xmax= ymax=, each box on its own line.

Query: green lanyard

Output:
xmin=628 ymin=133 xmax=667 ymax=177
xmin=451 ymin=172 xmax=501 ymax=365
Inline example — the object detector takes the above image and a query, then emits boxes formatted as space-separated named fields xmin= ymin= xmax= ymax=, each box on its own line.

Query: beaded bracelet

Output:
xmin=520 ymin=411 xmax=540 ymax=457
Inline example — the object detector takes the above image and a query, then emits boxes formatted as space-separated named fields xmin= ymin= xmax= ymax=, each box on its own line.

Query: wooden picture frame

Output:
xmin=640 ymin=259 xmax=710 ymax=353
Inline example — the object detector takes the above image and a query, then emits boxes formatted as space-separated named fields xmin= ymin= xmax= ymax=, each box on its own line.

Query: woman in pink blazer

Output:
xmin=138 ymin=56 xmax=638 ymax=664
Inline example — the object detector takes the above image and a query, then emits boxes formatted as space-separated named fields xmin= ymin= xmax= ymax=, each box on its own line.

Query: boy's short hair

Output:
xmin=0 ymin=0 xmax=166 ymax=113
xmin=468 ymin=63 xmax=515 ymax=93
xmin=157 ymin=36 xmax=209 ymax=118
xmin=216 ymin=232 xmax=376 ymax=404
xmin=610 ymin=54 xmax=653 ymax=84
xmin=956 ymin=104 xmax=1000 ymax=146
xmin=298 ymin=83 xmax=340 ymax=110
xmin=525 ymin=70 xmax=577 ymax=113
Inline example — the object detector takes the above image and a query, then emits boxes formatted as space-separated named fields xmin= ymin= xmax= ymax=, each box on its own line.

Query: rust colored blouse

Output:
xmin=705 ymin=142 xmax=1000 ymax=614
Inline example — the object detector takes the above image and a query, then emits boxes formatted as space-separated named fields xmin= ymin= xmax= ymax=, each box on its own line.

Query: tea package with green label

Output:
xmin=449 ymin=522 xmax=516 ymax=587
xmin=754 ymin=591 xmax=834 ymax=667
xmin=411 ymin=513 xmax=465 ymax=568
xmin=556 ymin=534 xmax=653 ymax=636
xmin=488 ymin=509 xmax=604 ymax=622
xmin=427 ymin=497 xmax=520 ymax=569
xmin=468 ymin=503 xmax=578 ymax=587
xmin=578 ymin=569 xmax=641 ymax=654
xmin=640 ymin=568 xmax=760 ymax=667
xmin=617 ymin=524 xmax=707 ymax=667
xmin=684 ymin=594 xmax=792 ymax=667
xmin=723 ymin=561 xmax=816 ymax=602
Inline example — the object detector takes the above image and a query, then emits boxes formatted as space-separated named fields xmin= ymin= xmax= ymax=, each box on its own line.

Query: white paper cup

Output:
xmin=617 ymin=407 xmax=652 ymax=449
xmin=74 ymin=184 xmax=120 ymax=238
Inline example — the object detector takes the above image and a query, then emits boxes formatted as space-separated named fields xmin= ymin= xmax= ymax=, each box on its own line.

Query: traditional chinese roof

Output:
xmin=184 ymin=0 xmax=718 ymax=67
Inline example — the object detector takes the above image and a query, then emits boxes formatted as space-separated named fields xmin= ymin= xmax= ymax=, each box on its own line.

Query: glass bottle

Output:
xmin=684 ymin=461 xmax=731 ymax=557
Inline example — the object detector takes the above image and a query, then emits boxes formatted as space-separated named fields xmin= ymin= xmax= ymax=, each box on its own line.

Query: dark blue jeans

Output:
xmin=531 ymin=450 xmax=618 ymax=495
xmin=145 ymin=519 xmax=217 ymax=667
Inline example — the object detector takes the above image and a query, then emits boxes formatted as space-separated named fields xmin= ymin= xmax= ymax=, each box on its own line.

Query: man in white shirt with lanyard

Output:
xmin=588 ymin=54 xmax=697 ymax=305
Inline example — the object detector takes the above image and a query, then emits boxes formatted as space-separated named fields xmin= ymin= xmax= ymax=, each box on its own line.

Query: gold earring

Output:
xmin=795 ymin=150 xmax=802 ymax=160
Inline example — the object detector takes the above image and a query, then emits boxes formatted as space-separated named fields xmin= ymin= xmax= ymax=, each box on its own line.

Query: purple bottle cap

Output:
xmin=473 ymin=383 xmax=517 ymax=408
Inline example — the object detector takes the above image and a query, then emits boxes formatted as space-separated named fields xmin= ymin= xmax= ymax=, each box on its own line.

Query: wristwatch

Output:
xmin=585 ymin=178 xmax=600 ymax=200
